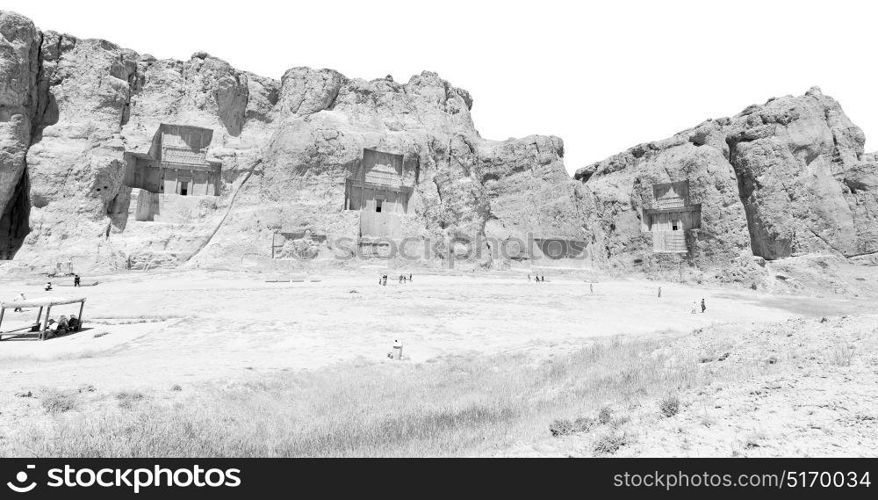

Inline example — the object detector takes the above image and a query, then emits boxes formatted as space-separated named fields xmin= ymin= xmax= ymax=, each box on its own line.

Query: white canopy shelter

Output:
xmin=0 ymin=296 xmax=86 ymax=341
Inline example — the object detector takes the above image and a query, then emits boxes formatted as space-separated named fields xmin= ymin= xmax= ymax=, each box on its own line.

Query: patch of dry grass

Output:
xmin=7 ymin=335 xmax=758 ymax=457
xmin=40 ymin=389 xmax=78 ymax=415
xmin=115 ymin=391 xmax=146 ymax=410
xmin=827 ymin=344 xmax=855 ymax=367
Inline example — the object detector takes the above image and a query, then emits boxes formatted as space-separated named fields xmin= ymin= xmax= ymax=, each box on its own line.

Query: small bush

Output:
xmin=550 ymin=416 xmax=595 ymax=437
xmin=115 ymin=391 xmax=146 ymax=410
xmin=41 ymin=390 xmax=77 ymax=415
xmin=659 ymin=395 xmax=680 ymax=418
xmin=598 ymin=407 xmax=613 ymax=425
xmin=593 ymin=432 xmax=627 ymax=456
xmin=573 ymin=417 xmax=596 ymax=433
xmin=549 ymin=419 xmax=573 ymax=437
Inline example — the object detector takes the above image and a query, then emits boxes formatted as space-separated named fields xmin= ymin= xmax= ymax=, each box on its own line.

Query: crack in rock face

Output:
xmin=0 ymin=11 xmax=41 ymax=258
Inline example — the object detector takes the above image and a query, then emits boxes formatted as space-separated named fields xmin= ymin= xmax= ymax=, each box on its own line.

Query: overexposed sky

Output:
xmin=5 ymin=0 xmax=876 ymax=174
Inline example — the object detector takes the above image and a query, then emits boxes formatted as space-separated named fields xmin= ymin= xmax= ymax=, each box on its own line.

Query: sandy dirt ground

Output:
xmin=500 ymin=314 xmax=878 ymax=457
xmin=1 ymin=270 xmax=860 ymax=387
xmin=1 ymin=268 xmax=876 ymax=456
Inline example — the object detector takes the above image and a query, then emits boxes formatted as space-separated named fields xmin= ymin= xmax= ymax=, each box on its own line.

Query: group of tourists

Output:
xmin=8 ymin=273 xmax=85 ymax=339
xmin=44 ymin=275 xmax=81 ymax=291
xmin=379 ymin=274 xmax=414 ymax=286
xmin=656 ymin=287 xmax=706 ymax=313
xmin=528 ymin=274 xmax=547 ymax=282
xmin=46 ymin=315 xmax=82 ymax=337
xmin=685 ymin=298 xmax=706 ymax=313
xmin=25 ymin=314 xmax=81 ymax=337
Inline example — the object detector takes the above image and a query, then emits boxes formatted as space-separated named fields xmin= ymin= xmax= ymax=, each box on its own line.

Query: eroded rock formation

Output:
xmin=0 ymin=10 xmax=582 ymax=271
xmin=576 ymin=87 xmax=878 ymax=281
xmin=0 ymin=11 xmax=40 ymax=258
xmin=3 ymin=9 xmax=877 ymax=278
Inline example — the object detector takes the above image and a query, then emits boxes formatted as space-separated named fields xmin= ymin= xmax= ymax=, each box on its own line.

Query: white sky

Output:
xmin=5 ymin=0 xmax=876 ymax=174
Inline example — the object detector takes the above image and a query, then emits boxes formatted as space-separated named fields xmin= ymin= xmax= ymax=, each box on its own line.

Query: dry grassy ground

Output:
xmin=0 ymin=266 xmax=875 ymax=457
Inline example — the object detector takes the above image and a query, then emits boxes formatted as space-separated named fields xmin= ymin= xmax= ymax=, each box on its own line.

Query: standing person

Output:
xmin=658 ymin=286 xmax=662 ymax=298
xmin=74 ymin=274 xmax=81 ymax=287
xmin=589 ymin=283 xmax=594 ymax=294
xmin=13 ymin=292 xmax=25 ymax=312
xmin=409 ymin=274 xmax=412 ymax=282
xmin=701 ymin=298 xmax=706 ymax=313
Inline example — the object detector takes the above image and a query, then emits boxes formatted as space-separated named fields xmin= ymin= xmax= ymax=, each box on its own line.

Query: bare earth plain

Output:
xmin=0 ymin=267 xmax=876 ymax=457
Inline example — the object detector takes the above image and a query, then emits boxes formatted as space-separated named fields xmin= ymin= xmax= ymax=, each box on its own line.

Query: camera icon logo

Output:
xmin=6 ymin=465 xmax=37 ymax=493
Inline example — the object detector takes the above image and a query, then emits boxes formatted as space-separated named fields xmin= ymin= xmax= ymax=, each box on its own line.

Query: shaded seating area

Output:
xmin=0 ymin=297 xmax=86 ymax=341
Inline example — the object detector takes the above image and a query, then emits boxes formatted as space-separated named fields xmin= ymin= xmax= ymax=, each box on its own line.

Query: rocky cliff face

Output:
xmin=0 ymin=10 xmax=582 ymax=271
xmin=0 ymin=11 xmax=40 ymax=259
xmin=575 ymin=87 xmax=878 ymax=281
xmin=4 ymin=9 xmax=877 ymax=278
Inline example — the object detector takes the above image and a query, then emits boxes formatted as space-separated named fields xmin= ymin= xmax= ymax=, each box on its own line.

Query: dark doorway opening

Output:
xmin=375 ymin=199 xmax=383 ymax=213
xmin=180 ymin=181 xmax=188 ymax=196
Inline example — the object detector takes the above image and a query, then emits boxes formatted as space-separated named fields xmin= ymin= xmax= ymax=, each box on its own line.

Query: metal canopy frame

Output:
xmin=0 ymin=298 xmax=86 ymax=341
